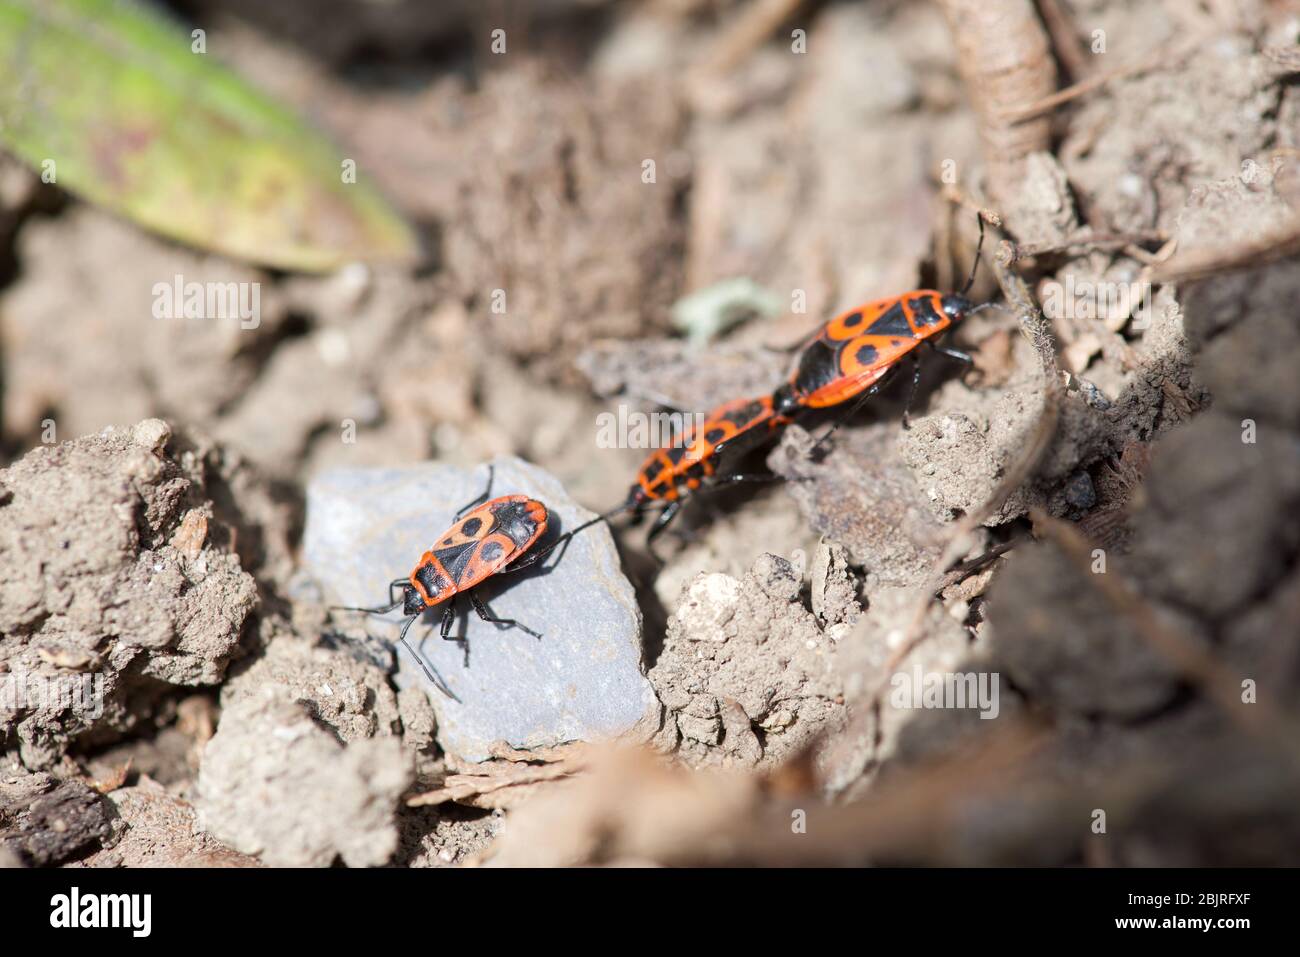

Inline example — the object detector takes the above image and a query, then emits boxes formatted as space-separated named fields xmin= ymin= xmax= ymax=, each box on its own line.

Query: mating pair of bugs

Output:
xmin=339 ymin=224 xmax=992 ymax=694
xmin=619 ymin=220 xmax=993 ymax=549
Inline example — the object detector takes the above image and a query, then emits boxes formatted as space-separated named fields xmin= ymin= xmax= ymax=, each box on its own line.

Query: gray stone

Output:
xmin=303 ymin=456 xmax=655 ymax=762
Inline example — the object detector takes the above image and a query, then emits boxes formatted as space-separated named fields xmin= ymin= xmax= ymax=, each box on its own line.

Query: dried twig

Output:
xmin=1036 ymin=0 xmax=1092 ymax=82
xmin=938 ymin=182 xmax=1004 ymax=229
xmin=996 ymin=31 xmax=1210 ymax=123
xmin=1150 ymin=217 xmax=1300 ymax=283
xmin=937 ymin=0 xmax=1058 ymax=208
xmin=1005 ymin=229 xmax=1168 ymax=264
xmin=408 ymin=743 xmax=592 ymax=808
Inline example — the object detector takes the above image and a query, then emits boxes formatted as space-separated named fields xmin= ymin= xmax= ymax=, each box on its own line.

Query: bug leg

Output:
xmin=498 ymin=535 xmax=571 ymax=575
xmin=935 ymin=345 xmax=973 ymax=364
xmin=808 ymin=380 xmax=886 ymax=458
xmin=394 ymin=614 xmax=459 ymax=701
xmin=469 ymin=591 xmax=541 ymax=640
xmin=901 ymin=354 xmax=924 ymax=431
xmin=926 ymin=339 xmax=973 ymax=364
xmin=332 ymin=575 xmax=410 ymax=616
xmin=713 ymin=472 xmax=813 ymax=489
xmin=455 ymin=464 xmax=495 ymax=519
xmin=711 ymin=473 xmax=783 ymax=486
xmin=439 ymin=601 xmax=458 ymax=640
xmin=498 ymin=501 xmax=633 ymax=576
xmin=644 ymin=500 xmax=683 ymax=561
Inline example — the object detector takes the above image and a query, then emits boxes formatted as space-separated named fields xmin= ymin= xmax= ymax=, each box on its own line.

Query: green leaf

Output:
xmin=0 ymin=0 xmax=419 ymax=272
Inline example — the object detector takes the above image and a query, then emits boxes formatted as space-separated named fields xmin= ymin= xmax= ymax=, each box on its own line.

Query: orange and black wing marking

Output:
xmin=692 ymin=394 xmax=789 ymax=460
xmin=631 ymin=395 xmax=790 ymax=503
xmin=410 ymin=495 xmax=548 ymax=604
xmin=789 ymin=291 xmax=955 ymax=409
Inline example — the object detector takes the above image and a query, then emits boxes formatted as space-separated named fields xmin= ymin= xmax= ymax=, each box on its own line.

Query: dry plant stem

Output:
xmin=871 ymin=239 xmax=1063 ymax=706
xmin=1123 ymin=235 xmax=1178 ymax=268
xmin=1008 ymin=230 xmax=1168 ymax=263
xmin=938 ymin=183 xmax=1004 ymax=229
xmin=1100 ymin=238 xmax=1179 ymax=368
xmin=1036 ymin=0 xmax=1092 ymax=82
xmin=407 ymin=761 xmax=580 ymax=807
xmin=938 ymin=0 xmax=1057 ymax=208
xmin=1031 ymin=509 xmax=1300 ymax=768
xmin=998 ymin=31 xmax=1210 ymax=123
xmin=1151 ymin=216 xmax=1300 ymax=283
xmin=408 ymin=748 xmax=591 ymax=807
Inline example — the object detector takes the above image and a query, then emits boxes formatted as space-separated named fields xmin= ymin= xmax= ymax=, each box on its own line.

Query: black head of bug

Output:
xmin=402 ymin=581 xmax=429 ymax=617
xmin=941 ymin=294 xmax=974 ymax=321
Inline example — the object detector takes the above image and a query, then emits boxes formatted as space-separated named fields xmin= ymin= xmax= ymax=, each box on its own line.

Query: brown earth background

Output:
xmin=2 ymin=0 xmax=1300 ymax=867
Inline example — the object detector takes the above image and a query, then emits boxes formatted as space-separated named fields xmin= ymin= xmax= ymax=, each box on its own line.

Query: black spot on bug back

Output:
xmin=722 ymin=401 xmax=763 ymax=428
xmin=479 ymin=540 xmax=505 ymax=564
xmin=642 ymin=459 xmax=664 ymax=481
xmin=909 ymin=294 xmax=943 ymax=328
xmin=792 ymin=339 xmax=839 ymax=394
xmin=460 ymin=516 xmax=483 ymax=537
xmin=840 ymin=310 xmax=864 ymax=329
xmin=865 ymin=302 xmax=913 ymax=337
xmin=704 ymin=428 xmax=726 ymax=444
xmin=666 ymin=446 xmax=687 ymax=465
xmin=854 ymin=342 xmax=879 ymax=368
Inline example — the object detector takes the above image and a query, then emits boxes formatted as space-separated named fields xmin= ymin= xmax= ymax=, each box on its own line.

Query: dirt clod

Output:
xmin=0 ymin=775 xmax=114 ymax=866
xmin=651 ymin=556 xmax=843 ymax=769
xmin=0 ymin=421 xmax=259 ymax=768
xmin=197 ymin=692 xmax=410 ymax=867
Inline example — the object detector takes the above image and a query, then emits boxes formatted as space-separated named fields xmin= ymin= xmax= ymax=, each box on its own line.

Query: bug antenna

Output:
xmin=563 ymin=500 xmax=638 ymax=539
xmin=579 ymin=500 xmax=637 ymax=532
xmin=333 ymin=598 xmax=404 ymax=616
xmin=395 ymin=614 xmax=459 ymax=701
xmin=960 ymin=214 xmax=986 ymax=297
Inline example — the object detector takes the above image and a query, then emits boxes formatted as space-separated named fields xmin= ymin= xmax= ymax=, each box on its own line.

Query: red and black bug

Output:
xmin=772 ymin=219 xmax=990 ymax=445
xmin=334 ymin=466 xmax=608 ymax=699
xmin=618 ymin=393 xmax=793 ymax=548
